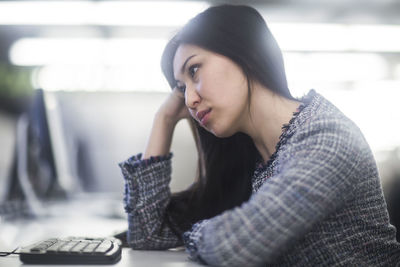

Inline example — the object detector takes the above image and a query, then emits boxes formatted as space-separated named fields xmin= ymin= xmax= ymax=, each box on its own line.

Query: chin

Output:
xmin=209 ymin=126 xmax=236 ymax=138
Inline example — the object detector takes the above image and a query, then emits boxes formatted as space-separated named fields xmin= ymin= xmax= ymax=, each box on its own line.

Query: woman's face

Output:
xmin=173 ymin=44 xmax=249 ymax=137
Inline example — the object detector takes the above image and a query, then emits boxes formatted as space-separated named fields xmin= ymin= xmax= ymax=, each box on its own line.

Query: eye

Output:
xmin=177 ymin=84 xmax=186 ymax=93
xmin=188 ymin=64 xmax=200 ymax=78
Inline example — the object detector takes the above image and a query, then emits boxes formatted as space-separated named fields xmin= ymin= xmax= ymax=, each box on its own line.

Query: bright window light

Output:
xmin=36 ymin=64 xmax=170 ymax=92
xmin=284 ymin=52 xmax=388 ymax=83
xmin=10 ymin=38 xmax=168 ymax=66
xmin=317 ymin=81 xmax=400 ymax=151
xmin=270 ymin=23 xmax=400 ymax=53
xmin=9 ymin=37 xmax=392 ymax=93
xmin=0 ymin=1 xmax=209 ymax=26
xmin=349 ymin=25 xmax=400 ymax=52
xmin=13 ymin=38 xmax=171 ymax=92
xmin=271 ymin=24 xmax=350 ymax=51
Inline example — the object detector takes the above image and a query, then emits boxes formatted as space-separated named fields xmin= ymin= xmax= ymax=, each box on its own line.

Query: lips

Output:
xmin=196 ymin=108 xmax=211 ymax=124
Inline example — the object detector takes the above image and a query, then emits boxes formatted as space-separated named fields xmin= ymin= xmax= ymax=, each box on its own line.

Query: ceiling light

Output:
xmin=10 ymin=38 xmax=168 ymax=66
xmin=0 ymin=1 xmax=209 ymax=26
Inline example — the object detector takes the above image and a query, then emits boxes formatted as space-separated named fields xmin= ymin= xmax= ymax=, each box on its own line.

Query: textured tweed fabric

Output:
xmin=119 ymin=90 xmax=400 ymax=266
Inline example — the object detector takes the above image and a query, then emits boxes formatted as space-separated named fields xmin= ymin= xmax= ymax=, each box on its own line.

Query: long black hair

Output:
xmin=161 ymin=5 xmax=294 ymax=235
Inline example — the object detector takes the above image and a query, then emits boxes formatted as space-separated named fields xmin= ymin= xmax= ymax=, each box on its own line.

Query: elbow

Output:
xmin=127 ymin=232 xmax=161 ymax=250
xmin=127 ymin=230 xmax=182 ymax=251
xmin=127 ymin=237 xmax=166 ymax=250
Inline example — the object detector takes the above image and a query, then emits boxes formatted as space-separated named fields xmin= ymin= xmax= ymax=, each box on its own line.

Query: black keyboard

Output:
xmin=19 ymin=237 xmax=122 ymax=264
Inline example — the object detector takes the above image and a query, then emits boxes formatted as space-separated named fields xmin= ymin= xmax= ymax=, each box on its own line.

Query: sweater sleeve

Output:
xmin=184 ymin=116 xmax=366 ymax=266
xmin=118 ymin=153 xmax=183 ymax=250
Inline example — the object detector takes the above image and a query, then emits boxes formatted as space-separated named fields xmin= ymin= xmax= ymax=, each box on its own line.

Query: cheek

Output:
xmin=210 ymin=66 xmax=246 ymax=96
xmin=189 ymin=109 xmax=196 ymax=119
xmin=198 ymin=73 xmax=224 ymax=100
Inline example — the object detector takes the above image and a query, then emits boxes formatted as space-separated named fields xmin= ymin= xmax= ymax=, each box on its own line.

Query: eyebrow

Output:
xmin=180 ymin=54 xmax=197 ymax=74
xmin=174 ymin=54 xmax=197 ymax=86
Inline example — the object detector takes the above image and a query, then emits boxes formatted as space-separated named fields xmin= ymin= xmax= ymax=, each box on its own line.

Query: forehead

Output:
xmin=173 ymin=44 xmax=205 ymax=78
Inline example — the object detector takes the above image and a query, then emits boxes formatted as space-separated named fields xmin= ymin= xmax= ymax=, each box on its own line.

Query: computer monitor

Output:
xmin=3 ymin=89 xmax=197 ymax=217
xmin=2 ymin=89 xmax=72 ymax=216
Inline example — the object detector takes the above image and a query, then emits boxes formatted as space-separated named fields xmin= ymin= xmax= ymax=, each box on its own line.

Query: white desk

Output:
xmin=0 ymin=196 xmax=202 ymax=267
xmin=0 ymin=248 xmax=202 ymax=267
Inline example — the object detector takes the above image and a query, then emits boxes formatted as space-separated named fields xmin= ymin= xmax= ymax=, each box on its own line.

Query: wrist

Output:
xmin=155 ymin=109 xmax=180 ymax=127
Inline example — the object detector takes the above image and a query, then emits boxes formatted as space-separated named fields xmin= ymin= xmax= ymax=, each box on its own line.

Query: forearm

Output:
xmin=120 ymin=89 xmax=190 ymax=249
xmin=119 ymin=154 xmax=183 ymax=249
xmin=143 ymin=88 xmax=189 ymax=159
xmin=143 ymin=111 xmax=177 ymax=159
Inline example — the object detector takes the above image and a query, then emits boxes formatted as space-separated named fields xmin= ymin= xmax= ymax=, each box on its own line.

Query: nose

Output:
xmin=185 ymin=84 xmax=201 ymax=109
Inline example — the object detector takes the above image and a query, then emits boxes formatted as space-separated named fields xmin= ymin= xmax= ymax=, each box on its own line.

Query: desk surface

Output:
xmin=0 ymin=248 xmax=202 ymax=267
xmin=0 ymin=196 xmax=202 ymax=267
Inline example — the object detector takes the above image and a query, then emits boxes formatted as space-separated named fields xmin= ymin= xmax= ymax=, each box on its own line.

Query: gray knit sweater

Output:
xmin=119 ymin=90 xmax=400 ymax=266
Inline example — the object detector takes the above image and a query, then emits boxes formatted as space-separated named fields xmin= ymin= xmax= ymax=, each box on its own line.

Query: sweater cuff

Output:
xmin=118 ymin=152 xmax=173 ymax=213
xmin=183 ymin=220 xmax=209 ymax=265
xmin=119 ymin=152 xmax=173 ymax=172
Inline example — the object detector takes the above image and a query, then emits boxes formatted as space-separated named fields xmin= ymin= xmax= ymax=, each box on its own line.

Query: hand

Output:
xmin=143 ymin=88 xmax=191 ymax=159
xmin=157 ymin=87 xmax=191 ymax=125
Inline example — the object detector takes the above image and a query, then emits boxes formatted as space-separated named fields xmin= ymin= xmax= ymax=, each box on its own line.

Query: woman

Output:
xmin=119 ymin=5 xmax=400 ymax=266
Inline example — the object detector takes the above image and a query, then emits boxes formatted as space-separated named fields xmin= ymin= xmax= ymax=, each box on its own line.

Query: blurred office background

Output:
xmin=0 ymin=0 xmax=400 ymax=242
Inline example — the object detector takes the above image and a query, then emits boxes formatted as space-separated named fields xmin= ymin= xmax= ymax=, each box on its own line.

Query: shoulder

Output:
xmin=291 ymin=91 xmax=368 ymax=153
xmin=276 ymin=91 xmax=373 ymax=179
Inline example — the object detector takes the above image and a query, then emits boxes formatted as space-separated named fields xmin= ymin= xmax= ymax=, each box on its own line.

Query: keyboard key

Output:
xmin=30 ymin=240 xmax=57 ymax=252
xmin=30 ymin=246 xmax=46 ymax=252
xmin=46 ymin=241 xmax=67 ymax=252
xmin=58 ymin=241 xmax=79 ymax=252
xmin=82 ymin=242 xmax=100 ymax=253
xmin=70 ymin=242 xmax=89 ymax=253
xmin=94 ymin=240 xmax=113 ymax=254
